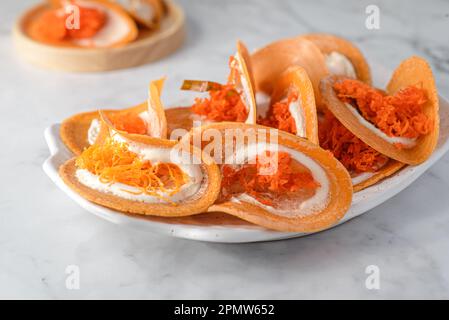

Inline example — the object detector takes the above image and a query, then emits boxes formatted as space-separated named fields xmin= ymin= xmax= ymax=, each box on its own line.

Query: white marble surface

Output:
xmin=1 ymin=0 xmax=449 ymax=299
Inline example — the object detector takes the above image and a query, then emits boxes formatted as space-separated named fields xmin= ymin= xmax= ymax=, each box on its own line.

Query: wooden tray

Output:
xmin=13 ymin=0 xmax=185 ymax=72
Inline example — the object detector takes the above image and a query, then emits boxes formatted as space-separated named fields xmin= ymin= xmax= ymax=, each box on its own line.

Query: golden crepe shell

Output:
xmin=300 ymin=33 xmax=371 ymax=84
xmin=147 ymin=77 xmax=168 ymax=139
xmin=234 ymin=40 xmax=257 ymax=124
xmin=60 ymin=103 xmax=144 ymax=155
xmin=60 ymin=77 xmax=173 ymax=154
xmin=60 ymin=120 xmax=222 ymax=217
xmin=60 ymin=103 xmax=194 ymax=155
xmin=251 ymin=37 xmax=329 ymax=107
xmin=60 ymin=109 xmax=100 ymax=155
xmin=386 ymin=56 xmax=439 ymax=164
xmin=320 ymin=56 xmax=439 ymax=165
xmin=181 ymin=122 xmax=353 ymax=232
xmin=165 ymin=106 xmax=195 ymax=136
xmin=132 ymin=211 xmax=252 ymax=227
xmin=34 ymin=0 xmax=138 ymax=48
xmin=270 ymin=65 xmax=319 ymax=144
xmin=352 ymin=160 xmax=405 ymax=192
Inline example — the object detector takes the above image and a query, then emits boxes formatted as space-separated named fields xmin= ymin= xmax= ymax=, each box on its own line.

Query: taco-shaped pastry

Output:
xmin=179 ymin=122 xmax=352 ymax=232
xmin=60 ymin=114 xmax=221 ymax=216
xmin=251 ymin=37 xmax=328 ymax=107
xmin=60 ymin=78 xmax=169 ymax=154
xmin=178 ymin=41 xmax=257 ymax=125
xmin=320 ymin=56 xmax=439 ymax=165
xmin=300 ymin=33 xmax=371 ymax=84
xmin=30 ymin=0 xmax=138 ymax=48
xmin=258 ymin=66 xmax=319 ymax=144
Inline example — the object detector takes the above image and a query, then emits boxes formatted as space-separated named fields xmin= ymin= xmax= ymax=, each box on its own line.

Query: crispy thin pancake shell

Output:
xmin=271 ymin=66 xmax=319 ymax=144
xmin=236 ymin=40 xmax=257 ymax=124
xmin=166 ymin=106 xmax=195 ymax=136
xmin=251 ymin=37 xmax=328 ymax=107
xmin=321 ymin=56 xmax=439 ymax=165
xmin=34 ymin=0 xmax=138 ymax=48
xmin=128 ymin=211 xmax=254 ymax=227
xmin=182 ymin=122 xmax=353 ymax=232
xmin=60 ymin=131 xmax=222 ymax=217
xmin=60 ymin=103 xmax=145 ymax=155
xmin=386 ymin=56 xmax=439 ymax=164
xmin=237 ymin=41 xmax=256 ymax=93
xmin=300 ymin=33 xmax=371 ymax=84
xmin=60 ymin=102 xmax=195 ymax=155
xmin=147 ymin=78 xmax=168 ymax=139
xmin=60 ymin=110 xmax=103 ymax=155
xmin=353 ymin=160 xmax=405 ymax=192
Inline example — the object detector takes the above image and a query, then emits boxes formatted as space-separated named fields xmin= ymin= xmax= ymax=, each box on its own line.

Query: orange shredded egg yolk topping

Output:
xmin=191 ymin=57 xmax=248 ymax=122
xmin=221 ymin=151 xmax=319 ymax=206
xmin=319 ymin=111 xmax=388 ymax=174
xmin=32 ymin=5 xmax=106 ymax=43
xmin=108 ymin=112 xmax=148 ymax=135
xmin=191 ymin=84 xmax=248 ymax=122
xmin=259 ymin=90 xmax=299 ymax=135
xmin=76 ymin=138 xmax=188 ymax=203
xmin=334 ymin=79 xmax=432 ymax=142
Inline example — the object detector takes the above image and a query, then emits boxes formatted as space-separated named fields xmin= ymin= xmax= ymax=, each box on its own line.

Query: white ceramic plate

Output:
xmin=43 ymin=66 xmax=449 ymax=243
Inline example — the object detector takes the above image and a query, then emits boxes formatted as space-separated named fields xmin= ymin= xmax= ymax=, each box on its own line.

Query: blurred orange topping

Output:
xmin=31 ymin=5 xmax=106 ymax=42
xmin=67 ymin=6 xmax=107 ymax=39
xmin=31 ymin=10 xmax=67 ymax=42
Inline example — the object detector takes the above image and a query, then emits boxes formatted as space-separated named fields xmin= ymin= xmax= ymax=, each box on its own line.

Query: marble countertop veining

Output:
xmin=1 ymin=0 xmax=449 ymax=299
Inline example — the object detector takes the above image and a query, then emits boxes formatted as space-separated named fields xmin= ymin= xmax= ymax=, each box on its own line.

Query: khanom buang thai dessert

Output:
xmin=29 ymin=0 xmax=138 ymax=47
xmin=61 ymin=78 xmax=171 ymax=154
xmin=258 ymin=66 xmax=319 ymax=144
xmin=319 ymin=56 xmax=438 ymax=190
xmin=60 ymin=112 xmax=221 ymax=216
xmin=251 ymin=34 xmax=371 ymax=111
xmin=27 ymin=0 xmax=166 ymax=48
xmin=177 ymin=41 xmax=257 ymax=125
xmin=179 ymin=122 xmax=352 ymax=232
